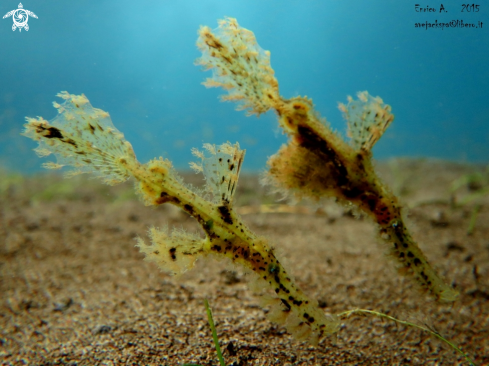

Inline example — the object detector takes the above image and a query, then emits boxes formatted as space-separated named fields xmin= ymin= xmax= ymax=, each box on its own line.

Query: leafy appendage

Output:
xmin=196 ymin=17 xmax=280 ymax=116
xmin=339 ymin=91 xmax=394 ymax=152
xmin=22 ymin=91 xmax=136 ymax=185
xmin=137 ymin=227 xmax=206 ymax=276
xmin=191 ymin=142 xmax=245 ymax=205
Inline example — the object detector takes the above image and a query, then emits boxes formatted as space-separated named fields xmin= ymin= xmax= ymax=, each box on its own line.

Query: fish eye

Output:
xmin=268 ymin=263 xmax=278 ymax=274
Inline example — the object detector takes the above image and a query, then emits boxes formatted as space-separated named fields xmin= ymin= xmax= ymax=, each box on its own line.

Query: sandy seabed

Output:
xmin=1 ymin=159 xmax=488 ymax=366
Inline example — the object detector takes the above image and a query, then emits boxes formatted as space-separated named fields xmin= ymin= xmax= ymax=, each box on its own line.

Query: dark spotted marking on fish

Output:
xmin=218 ymin=205 xmax=233 ymax=224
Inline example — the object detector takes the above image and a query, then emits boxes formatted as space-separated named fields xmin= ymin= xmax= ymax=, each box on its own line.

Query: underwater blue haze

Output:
xmin=0 ymin=0 xmax=488 ymax=172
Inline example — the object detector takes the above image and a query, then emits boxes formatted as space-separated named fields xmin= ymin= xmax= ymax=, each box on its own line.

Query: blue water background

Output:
xmin=1 ymin=0 xmax=488 ymax=173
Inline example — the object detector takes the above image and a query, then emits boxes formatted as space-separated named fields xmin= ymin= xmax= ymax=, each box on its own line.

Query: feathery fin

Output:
xmin=22 ymin=92 xmax=137 ymax=185
xmin=191 ymin=142 xmax=245 ymax=205
xmin=196 ymin=17 xmax=279 ymax=116
xmin=339 ymin=91 xmax=394 ymax=152
xmin=136 ymin=226 xmax=206 ymax=276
